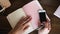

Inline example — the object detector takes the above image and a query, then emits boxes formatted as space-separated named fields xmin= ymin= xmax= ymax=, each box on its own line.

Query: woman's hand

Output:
xmin=8 ymin=16 xmax=32 ymax=34
xmin=38 ymin=19 xmax=51 ymax=34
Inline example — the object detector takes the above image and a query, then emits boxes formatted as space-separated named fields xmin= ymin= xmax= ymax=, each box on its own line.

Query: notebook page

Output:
xmin=23 ymin=1 xmax=43 ymax=34
xmin=54 ymin=5 xmax=60 ymax=18
xmin=7 ymin=8 xmax=26 ymax=28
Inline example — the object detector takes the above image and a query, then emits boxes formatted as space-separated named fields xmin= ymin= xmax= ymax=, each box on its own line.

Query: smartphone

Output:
xmin=38 ymin=9 xmax=47 ymax=29
xmin=38 ymin=9 xmax=47 ymax=23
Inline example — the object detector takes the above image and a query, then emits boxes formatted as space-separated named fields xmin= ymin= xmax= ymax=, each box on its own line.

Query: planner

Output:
xmin=7 ymin=0 xmax=50 ymax=34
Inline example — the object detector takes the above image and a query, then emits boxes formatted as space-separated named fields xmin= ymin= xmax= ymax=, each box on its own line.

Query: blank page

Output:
xmin=7 ymin=8 xmax=26 ymax=28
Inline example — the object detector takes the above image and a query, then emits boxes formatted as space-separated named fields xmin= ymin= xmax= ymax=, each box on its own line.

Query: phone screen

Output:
xmin=38 ymin=10 xmax=47 ymax=29
xmin=39 ymin=12 xmax=47 ymax=23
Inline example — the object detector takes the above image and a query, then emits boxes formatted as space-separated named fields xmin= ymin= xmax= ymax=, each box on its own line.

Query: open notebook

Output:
xmin=7 ymin=0 xmax=50 ymax=34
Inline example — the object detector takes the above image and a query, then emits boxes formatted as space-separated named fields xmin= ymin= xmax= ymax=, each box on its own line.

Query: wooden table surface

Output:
xmin=0 ymin=0 xmax=60 ymax=34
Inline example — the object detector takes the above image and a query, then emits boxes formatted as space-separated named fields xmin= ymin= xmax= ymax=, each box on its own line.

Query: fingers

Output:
xmin=39 ymin=18 xmax=51 ymax=30
xmin=15 ymin=16 xmax=31 ymax=28
xmin=21 ymin=15 xmax=32 ymax=26
xmin=38 ymin=21 xmax=41 ymax=27
xmin=48 ymin=23 xmax=51 ymax=30
xmin=14 ymin=15 xmax=32 ymax=31
xmin=46 ymin=18 xmax=51 ymax=30
xmin=44 ymin=22 xmax=49 ymax=28
xmin=22 ymin=16 xmax=32 ymax=31
xmin=21 ymin=16 xmax=30 ymax=22
xmin=44 ymin=21 xmax=51 ymax=30
xmin=18 ymin=16 xmax=31 ymax=25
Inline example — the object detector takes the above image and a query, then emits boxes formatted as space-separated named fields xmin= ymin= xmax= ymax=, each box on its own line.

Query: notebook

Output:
xmin=7 ymin=0 xmax=50 ymax=34
xmin=54 ymin=5 xmax=60 ymax=18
